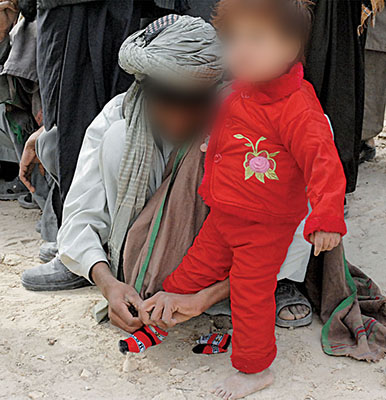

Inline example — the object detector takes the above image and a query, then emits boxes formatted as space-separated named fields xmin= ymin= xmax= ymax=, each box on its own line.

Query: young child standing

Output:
xmin=163 ymin=0 xmax=347 ymax=398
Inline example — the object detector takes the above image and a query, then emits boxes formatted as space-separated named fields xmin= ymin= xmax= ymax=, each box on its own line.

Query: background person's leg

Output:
xmin=361 ymin=49 xmax=386 ymax=162
xmin=305 ymin=0 xmax=365 ymax=193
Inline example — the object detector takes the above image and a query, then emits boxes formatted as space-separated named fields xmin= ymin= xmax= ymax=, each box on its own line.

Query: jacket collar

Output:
xmin=233 ymin=63 xmax=304 ymax=104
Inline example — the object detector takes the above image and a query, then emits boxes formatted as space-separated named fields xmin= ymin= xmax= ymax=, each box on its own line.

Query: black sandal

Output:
xmin=275 ymin=280 xmax=312 ymax=328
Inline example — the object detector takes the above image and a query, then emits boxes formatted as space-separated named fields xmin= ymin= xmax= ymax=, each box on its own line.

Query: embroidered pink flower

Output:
xmin=248 ymin=156 xmax=270 ymax=173
xmin=234 ymin=133 xmax=280 ymax=183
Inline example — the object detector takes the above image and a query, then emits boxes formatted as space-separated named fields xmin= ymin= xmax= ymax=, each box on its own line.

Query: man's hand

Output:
xmin=309 ymin=231 xmax=341 ymax=256
xmin=19 ymin=127 xmax=45 ymax=193
xmin=91 ymin=262 xmax=143 ymax=333
xmin=0 ymin=1 xmax=18 ymax=41
xmin=138 ymin=291 xmax=205 ymax=330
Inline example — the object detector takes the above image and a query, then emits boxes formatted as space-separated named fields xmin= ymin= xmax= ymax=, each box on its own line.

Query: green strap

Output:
xmin=134 ymin=145 xmax=189 ymax=293
xmin=5 ymin=113 xmax=23 ymax=144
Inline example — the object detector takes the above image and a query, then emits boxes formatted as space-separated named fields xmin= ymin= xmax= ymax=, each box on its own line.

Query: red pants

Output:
xmin=163 ymin=210 xmax=298 ymax=373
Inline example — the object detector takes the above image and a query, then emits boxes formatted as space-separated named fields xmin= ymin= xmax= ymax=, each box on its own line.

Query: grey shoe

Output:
xmin=39 ymin=241 xmax=58 ymax=263
xmin=21 ymin=257 xmax=91 ymax=291
xmin=0 ymin=177 xmax=28 ymax=200
xmin=18 ymin=193 xmax=40 ymax=209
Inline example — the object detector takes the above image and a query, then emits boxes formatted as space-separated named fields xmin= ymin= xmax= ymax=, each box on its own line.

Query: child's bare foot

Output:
xmin=211 ymin=368 xmax=273 ymax=399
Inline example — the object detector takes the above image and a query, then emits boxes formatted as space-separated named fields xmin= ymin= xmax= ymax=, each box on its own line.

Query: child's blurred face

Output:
xmin=222 ymin=13 xmax=301 ymax=83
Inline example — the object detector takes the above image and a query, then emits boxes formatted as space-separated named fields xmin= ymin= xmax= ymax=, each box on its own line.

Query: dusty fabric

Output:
xmin=0 ymin=19 xmax=41 ymax=120
xmin=109 ymin=14 xmax=222 ymax=275
xmin=305 ymin=243 xmax=386 ymax=361
xmin=362 ymin=50 xmax=386 ymax=141
xmin=2 ymin=19 xmax=38 ymax=83
xmin=366 ymin=8 xmax=386 ymax=51
xmin=362 ymin=10 xmax=386 ymax=141
xmin=123 ymin=140 xmax=208 ymax=298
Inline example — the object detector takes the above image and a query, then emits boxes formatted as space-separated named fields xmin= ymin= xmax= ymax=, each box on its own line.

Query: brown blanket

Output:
xmin=306 ymin=245 xmax=386 ymax=361
xmin=122 ymin=141 xmax=386 ymax=362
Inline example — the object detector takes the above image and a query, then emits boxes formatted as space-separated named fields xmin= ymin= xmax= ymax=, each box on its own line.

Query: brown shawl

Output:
xmin=123 ymin=139 xmax=208 ymax=299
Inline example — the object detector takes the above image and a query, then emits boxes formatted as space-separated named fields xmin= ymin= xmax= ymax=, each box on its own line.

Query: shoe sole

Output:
xmin=0 ymin=191 xmax=29 ymax=200
xmin=21 ymin=278 xmax=91 ymax=292
xmin=18 ymin=201 xmax=40 ymax=209
xmin=39 ymin=253 xmax=57 ymax=264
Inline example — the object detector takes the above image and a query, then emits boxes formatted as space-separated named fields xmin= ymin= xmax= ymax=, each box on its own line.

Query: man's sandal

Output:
xmin=275 ymin=280 xmax=313 ymax=328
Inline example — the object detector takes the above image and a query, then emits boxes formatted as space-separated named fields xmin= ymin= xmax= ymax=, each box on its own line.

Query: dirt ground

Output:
xmin=1 ymin=139 xmax=386 ymax=400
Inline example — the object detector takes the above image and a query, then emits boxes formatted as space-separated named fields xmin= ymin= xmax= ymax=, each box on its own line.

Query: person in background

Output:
xmin=0 ymin=2 xmax=60 ymax=254
xmin=361 ymin=8 xmax=386 ymax=162
xmin=16 ymin=0 xmax=141 ymax=206
xmin=0 ymin=0 xmax=31 ymax=200
xmin=304 ymin=0 xmax=384 ymax=212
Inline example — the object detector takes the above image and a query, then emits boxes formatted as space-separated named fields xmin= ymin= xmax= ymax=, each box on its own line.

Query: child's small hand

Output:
xmin=309 ymin=231 xmax=341 ymax=256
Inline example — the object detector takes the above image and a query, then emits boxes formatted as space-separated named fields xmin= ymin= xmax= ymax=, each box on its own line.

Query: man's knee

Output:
xmin=36 ymin=126 xmax=58 ymax=180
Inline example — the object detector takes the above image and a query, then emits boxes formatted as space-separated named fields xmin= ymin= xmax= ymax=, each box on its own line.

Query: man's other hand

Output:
xmin=106 ymin=281 xmax=144 ymax=334
xmin=19 ymin=127 xmax=45 ymax=193
xmin=91 ymin=262 xmax=143 ymax=334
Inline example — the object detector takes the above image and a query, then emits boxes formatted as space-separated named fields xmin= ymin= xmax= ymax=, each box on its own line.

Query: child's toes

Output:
xmin=224 ymin=391 xmax=233 ymax=400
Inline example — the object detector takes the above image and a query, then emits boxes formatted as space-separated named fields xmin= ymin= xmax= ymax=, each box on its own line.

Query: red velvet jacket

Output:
xmin=199 ymin=63 xmax=347 ymax=241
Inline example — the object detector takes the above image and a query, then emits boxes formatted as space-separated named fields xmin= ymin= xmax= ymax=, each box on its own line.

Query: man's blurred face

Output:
xmin=144 ymin=83 xmax=217 ymax=144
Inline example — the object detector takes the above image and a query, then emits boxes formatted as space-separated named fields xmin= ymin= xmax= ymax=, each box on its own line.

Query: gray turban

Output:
xmin=118 ymin=14 xmax=223 ymax=87
xmin=109 ymin=15 xmax=223 ymax=275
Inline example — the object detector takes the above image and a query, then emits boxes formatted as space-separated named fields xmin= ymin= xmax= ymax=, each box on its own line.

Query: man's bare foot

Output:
xmin=211 ymin=368 xmax=274 ymax=399
xmin=278 ymin=304 xmax=310 ymax=321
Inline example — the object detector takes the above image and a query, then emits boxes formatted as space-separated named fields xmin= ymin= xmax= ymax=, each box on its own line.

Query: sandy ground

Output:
xmin=1 ymin=140 xmax=386 ymax=400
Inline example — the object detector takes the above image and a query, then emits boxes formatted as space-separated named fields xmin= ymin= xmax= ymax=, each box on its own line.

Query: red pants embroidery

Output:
xmin=163 ymin=210 xmax=298 ymax=374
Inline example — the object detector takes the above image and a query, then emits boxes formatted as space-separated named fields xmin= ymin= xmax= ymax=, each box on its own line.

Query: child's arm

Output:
xmin=280 ymin=104 xmax=347 ymax=246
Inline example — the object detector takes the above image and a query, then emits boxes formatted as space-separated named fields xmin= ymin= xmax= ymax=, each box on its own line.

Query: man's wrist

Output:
xmin=193 ymin=290 xmax=213 ymax=314
xmin=90 ymin=262 xmax=116 ymax=295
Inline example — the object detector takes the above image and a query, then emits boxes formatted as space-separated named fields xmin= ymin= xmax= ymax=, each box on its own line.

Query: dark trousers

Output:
xmin=305 ymin=0 xmax=366 ymax=193
xmin=37 ymin=0 xmax=140 ymax=201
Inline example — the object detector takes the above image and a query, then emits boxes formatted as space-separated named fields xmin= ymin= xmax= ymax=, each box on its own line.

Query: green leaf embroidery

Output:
xmin=234 ymin=134 xmax=245 ymax=139
xmin=265 ymin=169 xmax=279 ymax=180
xmin=255 ymin=173 xmax=265 ymax=183
xmin=255 ymin=136 xmax=267 ymax=149
xmin=245 ymin=166 xmax=254 ymax=180
xmin=269 ymin=151 xmax=280 ymax=157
